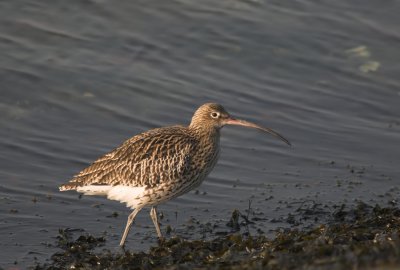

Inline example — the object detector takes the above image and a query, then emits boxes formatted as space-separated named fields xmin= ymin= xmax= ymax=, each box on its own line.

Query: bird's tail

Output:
xmin=59 ymin=182 xmax=82 ymax=191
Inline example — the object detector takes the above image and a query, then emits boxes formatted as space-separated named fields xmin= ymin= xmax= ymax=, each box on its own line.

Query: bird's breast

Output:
xmin=190 ymin=136 xmax=220 ymax=180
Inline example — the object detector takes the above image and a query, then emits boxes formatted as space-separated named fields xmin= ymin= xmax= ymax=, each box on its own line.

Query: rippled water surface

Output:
xmin=1 ymin=0 xmax=399 ymax=267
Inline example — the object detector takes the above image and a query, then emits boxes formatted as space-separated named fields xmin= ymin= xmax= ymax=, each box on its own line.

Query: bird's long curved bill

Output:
xmin=225 ymin=118 xmax=291 ymax=146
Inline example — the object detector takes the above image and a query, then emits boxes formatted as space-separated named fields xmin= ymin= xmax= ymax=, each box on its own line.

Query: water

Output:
xmin=1 ymin=0 xmax=399 ymax=267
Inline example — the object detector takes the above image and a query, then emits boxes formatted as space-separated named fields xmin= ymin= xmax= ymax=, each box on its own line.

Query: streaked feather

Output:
xmin=60 ymin=126 xmax=197 ymax=191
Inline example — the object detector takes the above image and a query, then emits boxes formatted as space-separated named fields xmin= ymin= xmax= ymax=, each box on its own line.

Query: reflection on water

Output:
xmin=0 ymin=0 xmax=399 ymax=267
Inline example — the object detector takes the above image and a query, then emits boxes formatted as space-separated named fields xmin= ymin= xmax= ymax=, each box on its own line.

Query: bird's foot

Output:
xmin=157 ymin=236 xmax=166 ymax=245
xmin=120 ymin=244 xmax=128 ymax=252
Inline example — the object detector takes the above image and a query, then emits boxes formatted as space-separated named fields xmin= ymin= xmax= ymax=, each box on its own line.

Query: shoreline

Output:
xmin=32 ymin=201 xmax=400 ymax=269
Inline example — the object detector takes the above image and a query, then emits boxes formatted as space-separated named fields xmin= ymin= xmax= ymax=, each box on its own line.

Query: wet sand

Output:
xmin=32 ymin=201 xmax=400 ymax=269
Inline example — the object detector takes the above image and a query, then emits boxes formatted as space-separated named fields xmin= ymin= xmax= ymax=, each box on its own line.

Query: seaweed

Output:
xmin=32 ymin=202 xmax=400 ymax=270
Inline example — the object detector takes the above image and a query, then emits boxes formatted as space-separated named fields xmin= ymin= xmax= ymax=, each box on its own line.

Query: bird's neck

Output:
xmin=189 ymin=125 xmax=220 ymax=146
xmin=189 ymin=125 xmax=221 ymax=172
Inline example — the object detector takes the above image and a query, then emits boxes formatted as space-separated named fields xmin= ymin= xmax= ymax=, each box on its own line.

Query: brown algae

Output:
xmin=33 ymin=202 xmax=400 ymax=270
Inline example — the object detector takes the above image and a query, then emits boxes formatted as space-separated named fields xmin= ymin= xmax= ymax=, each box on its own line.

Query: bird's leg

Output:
xmin=150 ymin=206 xmax=164 ymax=239
xmin=120 ymin=207 xmax=142 ymax=247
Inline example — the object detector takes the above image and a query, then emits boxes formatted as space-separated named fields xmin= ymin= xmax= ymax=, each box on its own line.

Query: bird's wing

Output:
xmin=59 ymin=126 xmax=197 ymax=191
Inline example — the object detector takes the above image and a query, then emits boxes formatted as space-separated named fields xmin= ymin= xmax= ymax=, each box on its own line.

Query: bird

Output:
xmin=59 ymin=103 xmax=291 ymax=247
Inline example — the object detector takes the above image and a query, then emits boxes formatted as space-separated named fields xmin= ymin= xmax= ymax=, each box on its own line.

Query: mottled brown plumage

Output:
xmin=59 ymin=103 xmax=290 ymax=246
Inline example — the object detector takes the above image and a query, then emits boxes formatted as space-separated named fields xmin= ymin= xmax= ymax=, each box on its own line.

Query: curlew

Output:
xmin=59 ymin=103 xmax=291 ymax=246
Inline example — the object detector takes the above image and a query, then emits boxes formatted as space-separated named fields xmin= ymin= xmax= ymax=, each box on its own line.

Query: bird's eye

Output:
xmin=210 ymin=112 xmax=220 ymax=119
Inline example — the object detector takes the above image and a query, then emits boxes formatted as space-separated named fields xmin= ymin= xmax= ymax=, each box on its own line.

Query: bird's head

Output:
xmin=189 ymin=103 xmax=291 ymax=146
xmin=190 ymin=103 xmax=230 ymax=130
